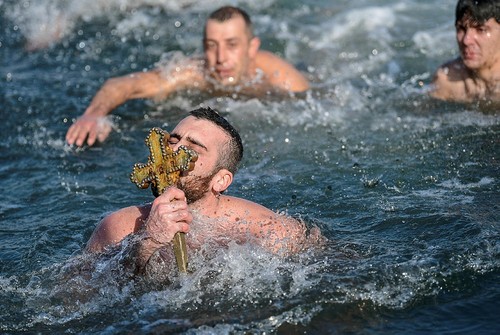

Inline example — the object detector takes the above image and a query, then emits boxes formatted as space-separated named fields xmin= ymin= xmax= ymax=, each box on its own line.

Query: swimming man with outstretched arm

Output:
xmin=66 ymin=6 xmax=309 ymax=147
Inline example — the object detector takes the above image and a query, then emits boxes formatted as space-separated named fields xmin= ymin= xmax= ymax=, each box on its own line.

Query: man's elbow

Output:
xmin=84 ymin=216 xmax=124 ymax=254
xmin=293 ymin=79 xmax=310 ymax=93
xmin=85 ymin=229 xmax=110 ymax=254
xmin=280 ymin=76 xmax=309 ymax=94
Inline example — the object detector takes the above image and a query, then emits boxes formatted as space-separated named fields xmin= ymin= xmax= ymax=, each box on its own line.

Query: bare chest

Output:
xmin=463 ymin=77 xmax=500 ymax=101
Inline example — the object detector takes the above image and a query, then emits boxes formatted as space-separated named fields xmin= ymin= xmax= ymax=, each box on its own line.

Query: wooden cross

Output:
xmin=130 ymin=127 xmax=198 ymax=272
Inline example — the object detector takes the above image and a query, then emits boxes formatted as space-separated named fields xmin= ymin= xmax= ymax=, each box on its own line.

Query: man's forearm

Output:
xmin=84 ymin=77 xmax=135 ymax=117
xmin=120 ymin=233 xmax=166 ymax=275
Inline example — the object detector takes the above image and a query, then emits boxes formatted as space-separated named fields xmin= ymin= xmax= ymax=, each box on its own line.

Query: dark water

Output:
xmin=1 ymin=0 xmax=499 ymax=334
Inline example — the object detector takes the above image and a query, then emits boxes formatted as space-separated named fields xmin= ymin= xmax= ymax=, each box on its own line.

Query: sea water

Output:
xmin=0 ymin=0 xmax=498 ymax=333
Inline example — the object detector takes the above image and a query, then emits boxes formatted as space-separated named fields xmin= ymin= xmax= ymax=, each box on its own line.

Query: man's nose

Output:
xmin=462 ymin=28 xmax=475 ymax=45
xmin=217 ymin=46 xmax=227 ymax=63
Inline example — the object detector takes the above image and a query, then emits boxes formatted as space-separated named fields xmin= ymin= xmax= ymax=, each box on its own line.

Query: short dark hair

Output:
xmin=189 ymin=107 xmax=243 ymax=174
xmin=456 ymin=0 xmax=500 ymax=25
xmin=204 ymin=6 xmax=254 ymax=40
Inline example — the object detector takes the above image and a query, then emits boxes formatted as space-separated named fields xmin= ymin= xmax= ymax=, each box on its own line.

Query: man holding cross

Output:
xmin=86 ymin=107 xmax=321 ymax=272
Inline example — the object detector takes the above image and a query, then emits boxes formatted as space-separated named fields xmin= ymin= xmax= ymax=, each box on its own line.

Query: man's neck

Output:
xmin=188 ymin=193 xmax=222 ymax=218
xmin=469 ymin=59 xmax=500 ymax=86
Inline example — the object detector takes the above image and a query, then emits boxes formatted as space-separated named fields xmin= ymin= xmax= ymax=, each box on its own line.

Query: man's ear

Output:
xmin=211 ymin=169 xmax=233 ymax=193
xmin=249 ymin=36 xmax=260 ymax=58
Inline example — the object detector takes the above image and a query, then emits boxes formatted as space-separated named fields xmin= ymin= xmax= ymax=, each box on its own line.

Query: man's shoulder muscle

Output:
xmin=255 ymin=50 xmax=298 ymax=75
xmin=86 ymin=205 xmax=149 ymax=253
xmin=254 ymin=51 xmax=309 ymax=91
xmin=219 ymin=196 xmax=301 ymax=231
xmin=153 ymin=58 xmax=207 ymax=95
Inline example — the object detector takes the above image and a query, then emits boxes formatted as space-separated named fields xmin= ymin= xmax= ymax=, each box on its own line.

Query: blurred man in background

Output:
xmin=431 ymin=0 xmax=500 ymax=103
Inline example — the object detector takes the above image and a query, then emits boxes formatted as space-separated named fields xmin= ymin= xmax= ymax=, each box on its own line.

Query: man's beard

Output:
xmin=178 ymin=173 xmax=214 ymax=204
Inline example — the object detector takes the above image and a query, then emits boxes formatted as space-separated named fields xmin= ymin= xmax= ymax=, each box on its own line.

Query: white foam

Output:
xmin=313 ymin=6 xmax=396 ymax=48
xmin=6 ymin=0 xmax=281 ymax=50
xmin=413 ymin=26 xmax=456 ymax=57
xmin=439 ymin=177 xmax=495 ymax=190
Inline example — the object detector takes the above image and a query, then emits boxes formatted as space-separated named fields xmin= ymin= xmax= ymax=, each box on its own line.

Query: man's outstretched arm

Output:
xmin=66 ymin=70 xmax=173 ymax=147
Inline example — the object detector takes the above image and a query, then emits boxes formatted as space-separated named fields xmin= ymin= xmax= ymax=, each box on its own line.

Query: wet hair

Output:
xmin=456 ymin=0 xmax=500 ymax=25
xmin=189 ymin=107 xmax=243 ymax=174
xmin=204 ymin=6 xmax=254 ymax=39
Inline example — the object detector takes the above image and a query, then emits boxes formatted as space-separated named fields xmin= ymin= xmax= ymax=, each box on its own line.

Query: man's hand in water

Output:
xmin=66 ymin=115 xmax=112 ymax=147
xmin=143 ymin=187 xmax=192 ymax=245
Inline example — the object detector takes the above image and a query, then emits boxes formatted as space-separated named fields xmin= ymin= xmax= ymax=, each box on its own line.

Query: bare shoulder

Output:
xmin=153 ymin=57 xmax=207 ymax=95
xmin=218 ymin=195 xmax=315 ymax=254
xmin=255 ymin=51 xmax=309 ymax=92
xmin=431 ymin=58 xmax=469 ymax=101
xmin=255 ymin=50 xmax=289 ymax=65
xmin=218 ymin=195 xmax=280 ymax=219
xmin=85 ymin=204 xmax=150 ymax=253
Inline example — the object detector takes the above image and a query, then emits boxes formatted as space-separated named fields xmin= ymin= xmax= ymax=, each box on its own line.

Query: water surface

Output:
xmin=1 ymin=0 xmax=499 ymax=333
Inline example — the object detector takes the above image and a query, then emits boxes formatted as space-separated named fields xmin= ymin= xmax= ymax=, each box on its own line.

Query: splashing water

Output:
xmin=1 ymin=0 xmax=499 ymax=333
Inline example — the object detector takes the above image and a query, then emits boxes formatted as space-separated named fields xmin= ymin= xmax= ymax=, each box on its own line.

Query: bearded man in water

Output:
xmin=85 ymin=107 xmax=321 ymax=273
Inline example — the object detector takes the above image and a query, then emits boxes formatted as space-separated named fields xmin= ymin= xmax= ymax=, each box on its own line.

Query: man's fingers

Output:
xmin=66 ymin=116 xmax=112 ymax=147
xmin=65 ymin=124 xmax=78 ymax=145
xmin=145 ymin=207 xmax=192 ymax=244
xmin=162 ymin=187 xmax=187 ymax=203
xmin=86 ymin=128 xmax=97 ymax=147
xmin=97 ymin=123 xmax=112 ymax=143
xmin=71 ymin=127 xmax=89 ymax=147
xmin=160 ymin=208 xmax=192 ymax=222
xmin=66 ymin=121 xmax=91 ymax=147
xmin=178 ymin=221 xmax=190 ymax=233
xmin=154 ymin=198 xmax=189 ymax=218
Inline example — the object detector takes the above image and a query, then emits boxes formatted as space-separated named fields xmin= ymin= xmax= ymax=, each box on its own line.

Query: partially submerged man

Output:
xmin=86 ymin=107 xmax=321 ymax=273
xmin=66 ymin=6 xmax=310 ymax=147
xmin=430 ymin=0 xmax=500 ymax=103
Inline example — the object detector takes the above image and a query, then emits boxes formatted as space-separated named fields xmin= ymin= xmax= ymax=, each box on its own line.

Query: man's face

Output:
xmin=204 ymin=16 xmax=257 ymax=86
xmin=168 ymin=117 xmax=227 ymax=203
xmin=456 ymin=17 xmax=500 ymax=72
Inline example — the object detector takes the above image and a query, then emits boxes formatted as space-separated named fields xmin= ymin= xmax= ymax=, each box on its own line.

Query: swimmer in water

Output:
xmin=66 ymin=6 xmax=310 ymax=147
xmin=85 ymin=107 xmax=322 ymax=273
xmin=430 ymin=0 xmax=500 ymax=104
